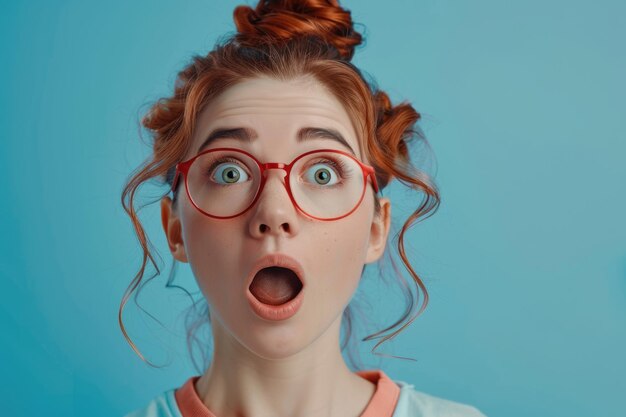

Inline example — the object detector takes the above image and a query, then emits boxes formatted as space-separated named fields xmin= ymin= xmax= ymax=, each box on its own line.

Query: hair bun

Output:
xmin=233 ymin=0 xmax=362 ymax=60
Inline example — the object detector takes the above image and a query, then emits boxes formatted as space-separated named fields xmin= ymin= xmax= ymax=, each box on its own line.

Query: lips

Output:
xmin=245 ymin=253 xmax=307 ymax=321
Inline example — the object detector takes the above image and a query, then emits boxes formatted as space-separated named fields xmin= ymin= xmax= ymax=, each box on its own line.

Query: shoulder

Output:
xmin=123 ymin=389 xmax=182 ymax=417
xmin=392 ymin=380 xmax=487 ymax=417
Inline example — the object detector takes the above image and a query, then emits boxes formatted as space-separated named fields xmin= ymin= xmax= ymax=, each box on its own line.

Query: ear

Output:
xmin=365 ymin=197 xmax=391 ymax=264
xmin=160 ymin=196 xmax=188 ymax=263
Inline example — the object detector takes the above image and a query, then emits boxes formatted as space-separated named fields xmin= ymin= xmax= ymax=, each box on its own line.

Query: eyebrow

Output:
xmin=197 ymin=126 xmax=358 ymax=157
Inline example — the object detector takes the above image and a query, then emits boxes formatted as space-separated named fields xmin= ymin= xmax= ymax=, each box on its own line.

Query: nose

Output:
xmin=248 ymin=167 xmax=300 ymax=237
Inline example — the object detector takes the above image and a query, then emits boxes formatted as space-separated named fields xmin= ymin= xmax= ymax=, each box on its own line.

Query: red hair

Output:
xmin=120 ymin=0 xmax=440 ymax=372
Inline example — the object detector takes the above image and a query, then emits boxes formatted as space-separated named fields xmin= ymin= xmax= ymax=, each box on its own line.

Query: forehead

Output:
xmin=191 ymin=76 xmax=361 ymax=159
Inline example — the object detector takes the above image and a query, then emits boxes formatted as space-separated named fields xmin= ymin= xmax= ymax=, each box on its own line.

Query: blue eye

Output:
xmin=304 ymin=159 xmax=344 ymax=186
xmin=210 ymin=158 xmax=250 ymax=185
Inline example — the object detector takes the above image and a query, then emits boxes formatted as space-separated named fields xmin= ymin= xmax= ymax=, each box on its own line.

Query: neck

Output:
xmin=194 ymin=313 xmax=374 ymax=417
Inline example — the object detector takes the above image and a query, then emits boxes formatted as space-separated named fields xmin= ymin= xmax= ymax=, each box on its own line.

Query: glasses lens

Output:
xmin=186 ymin=150 xmax=365 ymax=219
xmin=290 ymin=151 xmax=364 ymax=218
xmin=187 ymin=150 xmax=261 ymax=217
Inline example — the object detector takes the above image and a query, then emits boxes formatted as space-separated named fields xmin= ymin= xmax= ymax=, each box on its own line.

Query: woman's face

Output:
xmin=161 ymin=76 xmax=390 ymax=360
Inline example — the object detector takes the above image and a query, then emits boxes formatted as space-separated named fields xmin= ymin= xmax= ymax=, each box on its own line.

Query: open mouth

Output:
xmin=249 ymin=266 xmax=304 ymax=306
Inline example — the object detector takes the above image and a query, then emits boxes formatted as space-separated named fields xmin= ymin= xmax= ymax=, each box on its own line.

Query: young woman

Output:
xmin=121 ymin=1 xmax=487 ymax=416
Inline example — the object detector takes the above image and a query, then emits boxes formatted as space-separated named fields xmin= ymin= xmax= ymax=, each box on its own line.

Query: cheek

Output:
xmin=181 ymin=205 xmax=240 ymax=301
xmin=313 ymin=211 xmax=371 ymax=306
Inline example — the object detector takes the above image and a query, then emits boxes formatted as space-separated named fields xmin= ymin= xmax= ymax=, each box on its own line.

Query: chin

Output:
xmin=241 ymin=324 xmax=312 ymax=359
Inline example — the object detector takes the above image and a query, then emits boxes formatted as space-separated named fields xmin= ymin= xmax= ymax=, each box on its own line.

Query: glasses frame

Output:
xmin=171 ymin=147 xmax=380 ymax=221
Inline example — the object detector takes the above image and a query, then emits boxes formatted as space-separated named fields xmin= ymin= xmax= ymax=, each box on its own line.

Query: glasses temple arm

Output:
xmin=171 ymin=167 xmax=180 ymax=194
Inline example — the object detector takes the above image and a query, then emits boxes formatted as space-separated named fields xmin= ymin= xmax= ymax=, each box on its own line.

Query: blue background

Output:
xmin=1 ymin=1 xmax=624 ymax=416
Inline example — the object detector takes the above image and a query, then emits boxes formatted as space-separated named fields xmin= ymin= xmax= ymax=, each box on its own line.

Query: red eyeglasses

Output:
xmin=171 ymin=147 xmax=379 ymax=221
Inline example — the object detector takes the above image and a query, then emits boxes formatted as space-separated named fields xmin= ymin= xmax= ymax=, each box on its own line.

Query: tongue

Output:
xmin=249 ymin=266 xmax=302 ymax=306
